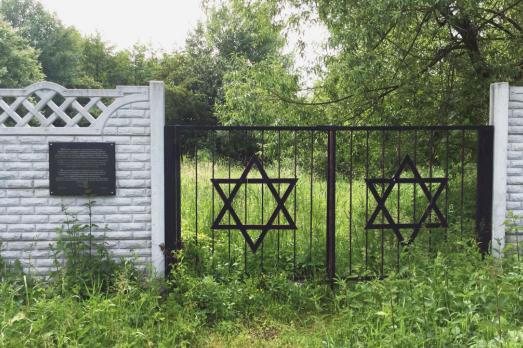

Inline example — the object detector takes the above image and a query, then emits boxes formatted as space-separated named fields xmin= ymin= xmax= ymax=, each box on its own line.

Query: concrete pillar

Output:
xmin=150 ymin=81 xmax=165 ymax=274
xmin=489 ymin=82 xmax=509 ymax=256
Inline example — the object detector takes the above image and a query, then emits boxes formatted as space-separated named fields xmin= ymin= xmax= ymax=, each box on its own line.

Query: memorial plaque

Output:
xmin=49 ymin=142 xmax=116 ymax=196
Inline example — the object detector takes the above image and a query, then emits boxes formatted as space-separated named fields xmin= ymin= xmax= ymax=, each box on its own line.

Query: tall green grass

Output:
xmin=0 ymin=239 xmax=522 ymax=347
xmin=2 ymin=153 xmax=517 ymax=346
xmin=179 ymin=159 xmax=478 ymax=279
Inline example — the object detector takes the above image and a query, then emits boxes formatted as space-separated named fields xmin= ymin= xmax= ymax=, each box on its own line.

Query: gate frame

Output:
xmin=164 ymin=125 xmax=494 ymax=280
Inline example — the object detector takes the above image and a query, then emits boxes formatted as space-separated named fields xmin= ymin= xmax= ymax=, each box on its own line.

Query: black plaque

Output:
xmin=49 ymin=142 xmax=116 ymax=196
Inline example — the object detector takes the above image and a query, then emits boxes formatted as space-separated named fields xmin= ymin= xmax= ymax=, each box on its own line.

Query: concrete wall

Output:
xmin=490 ymin=82 xmax=523 ymax=255
xmin=0 ymin=81 xmax=165 ymax=275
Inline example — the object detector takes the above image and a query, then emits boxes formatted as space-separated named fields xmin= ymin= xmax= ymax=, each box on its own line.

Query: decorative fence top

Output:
xmin=0 ymin=82 xmax=149 ymax=135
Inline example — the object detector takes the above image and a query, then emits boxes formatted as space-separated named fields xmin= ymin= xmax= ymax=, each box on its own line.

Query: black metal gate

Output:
xmin=164 ymin=125 xmax=494 ymax=282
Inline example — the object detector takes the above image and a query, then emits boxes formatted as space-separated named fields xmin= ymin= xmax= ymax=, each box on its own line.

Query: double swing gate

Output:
xmin=164 ymin=125 xmax=494 ymax=282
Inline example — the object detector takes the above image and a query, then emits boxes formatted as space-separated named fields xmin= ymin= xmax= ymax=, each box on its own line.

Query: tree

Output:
xmin=0 ymin=0 xmax=83 ymax=86
xmin=128 ymin=43 xmax=159 ymax=85
xmin=202 ymin=0 xmax=302 ymax=125
xmin=154 ymin=36 xmax=218 ymax=125
xmin=289 ymin=0 xmax=523 ymax=125
xmin=0 ymin=19 xmax=43 ymax=87
xmin=0 ymin=0 xmax=162 ymax=88
xmin=204 ymin=0 xmax=284 ymax=64
xmin=216 ymin=56 xmax=304 ymax=126
xmin=76 ymin=33 xmax=115 ymax=88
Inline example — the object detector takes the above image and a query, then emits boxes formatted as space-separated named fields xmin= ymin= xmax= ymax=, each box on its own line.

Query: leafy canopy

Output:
xmin=0 ymin=19 xmax=42 ymax=87
xmin=300 ymin=0 xmax=523 ymax=125
xmin=3 ymin=0 xmax=522 ymax=126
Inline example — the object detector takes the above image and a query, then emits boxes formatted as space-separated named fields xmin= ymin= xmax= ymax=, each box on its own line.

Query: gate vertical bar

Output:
xmin=476 ymin=126 xmax=494 ymax=254
xmin=174 ymin=126 xmax=182 ymax=252
xmin=164 ymin=126 xmax=182 ymax=276
xmin=326 ymin=129 xmax=336 ymax=284
xmin=163 ymin=126 xmax=174 ymax=275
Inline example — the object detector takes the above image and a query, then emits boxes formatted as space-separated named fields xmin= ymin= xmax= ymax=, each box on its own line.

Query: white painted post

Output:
xmin=149 ymin=81 xmax=165 ymax=275
xmin=490 ymin=82 xmax=509 ymax=256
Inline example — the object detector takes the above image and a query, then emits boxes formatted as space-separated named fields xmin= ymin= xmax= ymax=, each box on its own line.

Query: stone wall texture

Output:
xmin=0 ymin=82 xmax=163 ymax=275
xmin=506 ymin=86 xmax=523 ymax=246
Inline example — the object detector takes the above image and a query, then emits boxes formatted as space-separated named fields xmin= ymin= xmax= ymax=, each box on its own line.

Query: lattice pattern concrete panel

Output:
xmin=0 ymin=82 xmax=149 ymax=135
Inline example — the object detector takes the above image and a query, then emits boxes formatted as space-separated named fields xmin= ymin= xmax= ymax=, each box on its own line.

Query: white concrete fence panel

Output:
xmin=0 ymin=81 xmax=165 ymax=275
xmin=490 ymin=82 xmax=523 ymax=256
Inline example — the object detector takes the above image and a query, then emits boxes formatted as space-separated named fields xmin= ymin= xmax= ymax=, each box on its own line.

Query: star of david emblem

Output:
xmin=211 ymin=156 xmax=297 ymax=252
xmin=366 ymin=155 xmax=448 ymax=244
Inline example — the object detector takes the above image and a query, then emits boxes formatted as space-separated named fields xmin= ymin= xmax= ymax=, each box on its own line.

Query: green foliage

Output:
xmin=0 ymin=238 xmax=522 ymax=346
xmin=78 ymin=37 xmax=160 ymax=88
xmin=206 ymin=0 xmax=306 ymax=126
xmin=49 ymin=201 xmax=119 ymax=296
xmin=204 ymin=0 xmax=284 ymax=64
xmin=3 ymin=0 xmax=521 ymax=128
xmin=159 ymin=0 xmax=292 ymax=126
xmin=158 ymin=42 xmax=218 ymax=125
xmin=216 ymin=57 xmax=303 ymax=125
xmin=0 ymin=0 xmax=161 ymax=88
xmin=175 ymin=140 xmax=481 ymax=276
xmin=1 ymin=163 xmax=516 ymax=346
xmin=0 ymin=243 xmax=25 ymax=282
xmin=298 ymin=0 xmax=523 ymax=125
xmin=0 ymin=0 xmax=83 ymax=86
xmin=0 ymin=19 xmax=43 ymax=87
xmin=0 ymin=182 xmax=521 ymax=346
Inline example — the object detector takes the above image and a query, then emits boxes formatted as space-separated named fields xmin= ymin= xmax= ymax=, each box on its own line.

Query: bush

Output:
xmin=49 ymin=201 xmax=120 ymax=296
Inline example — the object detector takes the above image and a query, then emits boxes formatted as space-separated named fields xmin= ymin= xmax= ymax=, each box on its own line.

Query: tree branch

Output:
xmin=397 ymin=9 xmax=433 ymax=68
xmin=371 ymin=22 xmax=397 ymax=51
xmin=483 ymin=7 xmax=523 ymax=33
xmin=476 ymin=0 xmax=522 ymax=31
xmin=477 ymin=10 xmax=520 ymax=37
xmin=268 ymin=85 xmax=399 ymax=106
xmin=271 ymin=37 xmax=464 ymax=108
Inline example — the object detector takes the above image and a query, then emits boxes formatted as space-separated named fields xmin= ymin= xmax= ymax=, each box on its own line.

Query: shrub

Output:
xmin=49 ymin=200 xmax=119 ymax=296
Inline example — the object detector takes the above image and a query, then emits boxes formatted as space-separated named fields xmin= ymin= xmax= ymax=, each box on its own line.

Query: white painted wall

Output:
xmin=490 ymin=82 xmax=523 ymax=255
xmin=0 ymin=81 xmax=165 ymax=275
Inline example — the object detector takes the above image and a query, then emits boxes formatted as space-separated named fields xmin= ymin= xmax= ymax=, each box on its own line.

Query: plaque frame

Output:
xmin=49 ymin=142 xmax=116 ymax=196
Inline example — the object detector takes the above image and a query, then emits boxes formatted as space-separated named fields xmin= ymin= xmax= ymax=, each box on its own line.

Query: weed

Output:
xmin=0 ymin=243 xmax=25 ymax=282
xmin=49 ymin=200 xmax=119 ymax=296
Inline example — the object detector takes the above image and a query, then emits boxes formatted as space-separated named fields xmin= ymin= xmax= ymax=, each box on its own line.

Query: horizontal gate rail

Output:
xmin=167 ymin=125 xmax=491 ymax=131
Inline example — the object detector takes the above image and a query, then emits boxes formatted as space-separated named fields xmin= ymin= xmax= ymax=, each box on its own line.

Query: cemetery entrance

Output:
xmin=164 ymin=125 xmax=494 ymax=281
